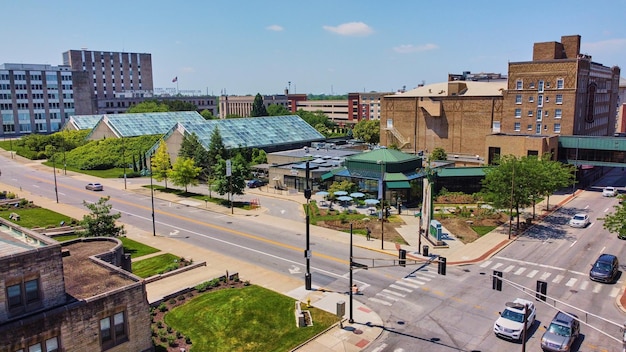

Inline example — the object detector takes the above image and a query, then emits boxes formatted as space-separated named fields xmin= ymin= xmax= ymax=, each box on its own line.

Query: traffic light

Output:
xmin=399 ymin=249 xmax=406 ymax=267
xmin=492 ymin=270 xmax=503 ymax=291
xmin=536 ymin=280 xmax=547 ymax=301
xmin=438 ymin=257 xmax=446 ymax=275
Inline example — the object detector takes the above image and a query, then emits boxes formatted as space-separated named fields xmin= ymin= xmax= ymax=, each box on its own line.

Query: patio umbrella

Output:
xmin=337 ymin=196 xmax=353 ymax=202
xmin=333 ymin=191 xmax=348 ymax=196
xmin=315 ymin=191 xmax=329 ymax=197
xmin=350 ymin=192 xmax=365 ymax=198
xmin=364 ymin=199 xmax=380 ymax=205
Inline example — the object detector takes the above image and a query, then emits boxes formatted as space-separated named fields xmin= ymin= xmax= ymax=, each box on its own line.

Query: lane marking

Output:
xmin=539 ymin=272 xmax=551 ymax=281
xmin=570 ymin=240 xmax=577 ymax=248
xmin=565 ymin=278 xmax=577 ymax=287
xmin=593 ymin=284 xmax=602 ymax=293
xmin=579 ymin=281 xmax=589 ymax=290
xmin=375 ymin=292 xmax=399 ymax=301
xmin=384 ymin=288 xmax=407 ymax=297
xmin=397 ymin=280 xmax=422 ymax=288
xmin=526 ymin=270 xmax=538 ymax=278
xmin=368 ymin=297 xmax=392 ymax=306
xmin=493 ymin=256 xmax=586 ymax=276
xmin=553 ymin=275 xmax=564 ymax=284
xmin=610 ymin=287 xmax=620 ymax=298
xmin=480 ymin=260 xmax=492 ymax=268
xmin=514 ymin=267 xmax=526 ymax=276
xmin=503 ymin=265 xmax=515 ymax=273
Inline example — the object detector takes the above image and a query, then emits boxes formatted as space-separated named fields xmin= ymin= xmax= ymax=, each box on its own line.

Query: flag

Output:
xmin=172 ymin=76 xmax=178 ymax=83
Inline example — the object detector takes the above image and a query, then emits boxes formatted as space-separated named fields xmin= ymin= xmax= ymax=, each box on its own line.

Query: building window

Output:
xmin=556 ymin=94 xmax=563 ymax=104
xmin=528 ymin=96 xmax=534 ymax=103
xmin=100 ymin=312 xmax=128 ymax=350
xmin=515 ymin=95 xmax=522 ymax=104
xmin=7 ymin=278 xmax=40 ymax=311
xmin=538 ymin=80 xmax=544 ymax=93
xmin=527 ymin=110 xmax=533 ymax=117
xmin=557 ymin=78 xmax=564 ymax=89
xmin=529 ymin=82 xmax=535 ymax=89
xmin=555 ymin=109 xmax=562 ymax=118
xmin=515 ymin=109 xmax=521 ymax=118
xmin=536 ymin=109 xmax=542 ymax=121
xmin=554 ymin=123 xmax=561 ymax=133
xmin=492 ymin=121 xmax=500 ymax=133
xmin=527 ymin=124 xmax=533 ymax=131
xmin=514 ymin=122 xmax=521 ymax=131
xmin=516 ymin=80 xmax=523 ymax=90
xmin=537 ymin=95 xmax=543 ymax=107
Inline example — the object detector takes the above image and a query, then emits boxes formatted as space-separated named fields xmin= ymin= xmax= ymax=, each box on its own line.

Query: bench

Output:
xmin=9 ymin=212 xmax=20 ymax=221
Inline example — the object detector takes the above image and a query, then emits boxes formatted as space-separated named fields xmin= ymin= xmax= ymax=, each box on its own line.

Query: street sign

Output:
xmin=226 ymin=159 xmax=231 ymax=177
xmin=351 ymin=261 xmax=368 ymax=270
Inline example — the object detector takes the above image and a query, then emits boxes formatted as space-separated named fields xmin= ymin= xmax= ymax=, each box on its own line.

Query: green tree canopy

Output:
xmin=200 ymin=109 xmax=217 ymax=119
xmin=267 ymin=104 xmax=291 ymax=116
xmin=127 ymin=101 xmax=169 ymax=113
xmin=430 ymin=147 xmax=448 ymax=161
xmin=152 ymin=140 xmax=172 ymax=188
xmin=169 ymin=157 xmax=202 ymax=192
xmin=602 ymin=203 xmax=626 ymax=238
xmin=179 ymin=132 xmax=210 ymax=179
xmin=352 ymin=119 xmax=380 ymax=144
xmin=212 ymin=153 xmax=249 ymax=196
xmin=78 ymin=196 xmax=126 ymax=237
xmin=251 ymin=93 xmax=268 ymax=117
xmin=296 ymin=109 xmax=335 ymax=130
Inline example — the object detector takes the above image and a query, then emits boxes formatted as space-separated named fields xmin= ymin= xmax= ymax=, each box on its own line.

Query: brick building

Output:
xmin=0 ymin=218 xmax=152 ymax=352
xmin=380 ymin=35 xmax=621 ymax=163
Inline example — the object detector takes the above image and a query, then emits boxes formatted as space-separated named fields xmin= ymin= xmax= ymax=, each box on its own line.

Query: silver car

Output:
xmin=541 ymin=311 xmax=579 ymax=351
xmin=86 ymin=182 xmax=104 ymax=191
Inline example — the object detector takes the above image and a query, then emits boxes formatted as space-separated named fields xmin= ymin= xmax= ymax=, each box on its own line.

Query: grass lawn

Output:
xmin=132 ymin=253 xmax=181 ymax=278
xmin=145 ymin=185 xmax=253 ymax=209
xmin=0 ymin=207 xmax=75 ymax=229
xmin=164 ymin=285 xmax=339 ymax=352
xmin=471 ymin=225 xmax=497 ymax=236
xmin=41 ymin=161 xmax=130 ymax=179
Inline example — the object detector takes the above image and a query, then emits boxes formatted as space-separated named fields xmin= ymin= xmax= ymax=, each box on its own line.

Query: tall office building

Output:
xmin=0 ymin=63 xmax=76 ymax=137
xmin=63 ymin=49 xmax=153 ymax=114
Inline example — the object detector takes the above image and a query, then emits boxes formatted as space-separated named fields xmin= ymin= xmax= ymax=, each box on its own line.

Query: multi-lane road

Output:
xmin=2 ymin=154 xmax=626 ymax=351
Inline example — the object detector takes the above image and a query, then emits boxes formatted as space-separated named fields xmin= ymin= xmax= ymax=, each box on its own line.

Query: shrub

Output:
xmin=158 ymin=303 xmax=168 ymax=312
xmin=167 ymin=335 xmax=177 ymax=347
xmin=158 ymin=330 xmax=167 ymax=342
xmin=185 ymin=336 xmax=192 ymax=344
xmin=177 ymin=294 xmax=186 ymax=302
xmin=156 ymin=321 xmax=163 ymax=329
xmin=167 ymin=326 xmax=173 ymax=333
xmin=169 ymin=298 xmax=177 ymax=305
xmin=176 ymin=331 xmax=183 ymax=339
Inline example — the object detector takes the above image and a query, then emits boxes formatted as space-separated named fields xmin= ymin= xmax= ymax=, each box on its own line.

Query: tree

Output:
xmin=212 ymin=153 xmax=249 ymax=197
xmin=163 ymin=100 xmax=197 ymax=111
xmin=152 ymin=140 xmax=172 ymax=189
xmin=169 ymin=157 xmax=202 ymax=192
xmin=179 ymin=132 xmax=209 ymax=179
xmin=127 ymin=100 xmax=169 ymax=113
xmin=251 ymin=93 xmax=268 ymax=117
xmin=251 ymin=148 xmax=267 ymax=165
xmin=602 ymin=203 xmax=626 ymax=239
xmin=200 ymin=109 xmax=216 ymax=120
xmin=206 ymin=127 xmax=227 ymax=197
xmin=525 ymin=154 xmax=575 ymax=217
xmin=267 ymin=104 xmax=291 ymax=116
xmin=352 ymin=119 xmax=380 ymax=144
xmin=77 ymin=196 xmax=126 ymax=237
xmin=430 ymin=147 xmax=448 ymax=161
xmin=296 ymin=109 xmax=335 ymax=130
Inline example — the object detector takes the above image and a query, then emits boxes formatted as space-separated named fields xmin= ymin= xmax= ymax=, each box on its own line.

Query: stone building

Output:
xmin=0 ymin=218 xmax=152 ymax=352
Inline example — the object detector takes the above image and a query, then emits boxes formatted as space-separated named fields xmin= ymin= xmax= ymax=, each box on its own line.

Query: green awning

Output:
xmin=386 ymin=181 xmax=411 ymax=189
xmin=321 ymin=172 xmax=334 ymax=181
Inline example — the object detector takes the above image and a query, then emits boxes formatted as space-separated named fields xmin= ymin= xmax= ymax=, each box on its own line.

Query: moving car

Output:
xmin=602 ymin=186 xmax=617 ymax=197
xmin=85 ymin=182 xmax=104 ymax=191
xmin=493 ymin=298 xmax=536 ymax=341
xmin=541 ymin=311 xmax=580 ymax=352
xmin=246 ymin=179 xmax=266 ymax=188
xmin=589 ymin=253 xmax=619 ymax=283
xmin=568 ymin=213 xmax=589 ymax=228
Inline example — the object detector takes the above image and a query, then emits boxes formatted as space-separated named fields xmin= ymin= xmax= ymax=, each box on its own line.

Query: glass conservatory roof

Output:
xmin=104 ymin=111 xmax=205 ymax=137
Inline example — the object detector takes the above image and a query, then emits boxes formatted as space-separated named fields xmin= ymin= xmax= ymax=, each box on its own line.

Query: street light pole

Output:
xmin=377 ymin=160 xmax=385 ymax=250
xmin=52 ymin=156 xmax=59 ymax=204
xmin=304 ymin=161 xmax=312 ymax=290
xmin=349 ymin=223 xmax=354 ymax=323
xmin=149 ymin=153 xmax=156 ymax=237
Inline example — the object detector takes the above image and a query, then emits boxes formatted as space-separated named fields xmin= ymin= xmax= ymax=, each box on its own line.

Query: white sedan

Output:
xmin=568 ymin=213 xmax=589 ymax=228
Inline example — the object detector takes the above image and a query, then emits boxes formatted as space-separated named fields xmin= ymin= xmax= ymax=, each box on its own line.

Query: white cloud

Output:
xmin=393 ymin=43 xmax=438 ymax=54
xmin=266 ymin=24 xmax=284 ymax=32
xmin=582 ymin=38 xmax=626 ymax=53
xmin=323 ymin=22 xmax=374 ymax=36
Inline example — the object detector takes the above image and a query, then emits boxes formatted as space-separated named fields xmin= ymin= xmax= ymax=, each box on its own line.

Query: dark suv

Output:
xmin=589 ymin=253 xmax=619 ymax=283
xmin=541 ymin=311 xmax=579 ymax=352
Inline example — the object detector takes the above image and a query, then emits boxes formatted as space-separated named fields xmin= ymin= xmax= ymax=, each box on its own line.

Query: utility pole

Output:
xmin=349 ymin=223 xmax=354 ymax=323
xmin=149 ymin=153 xmax=156 ymax=237
xmin=304 ymin=161 xmax=312 ymax=290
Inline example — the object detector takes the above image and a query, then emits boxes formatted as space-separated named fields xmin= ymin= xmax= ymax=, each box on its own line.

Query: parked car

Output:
xmin=602 ymin=186 xmax=618 ymax=197
xmin=568 ymin=213 xmax=589 ymax=228
xmin=493 ymin=298 xmax=536 ymax=341
xmin=589 ymin=253 xmax=619 ymax=283
xmin=85 ymin=182 xmax=104 ymax=191
xmin=541 ymin=311 xmax=580 ymax=352
xmin=246 ymin=179 xmax=266 ymax=188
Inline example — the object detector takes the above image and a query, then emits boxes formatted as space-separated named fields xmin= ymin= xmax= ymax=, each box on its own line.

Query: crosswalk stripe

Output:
xmin=539 ymin=272 xmax=551 ymax=281
xmin=369 ymin=297 xmax=392 ymax=306
xmin=553 ymin=275 xmax=564 ymax=284
xmin=503 ymin=265 xmax=515 ymax=273
xmin=514 ymin=267 xmax=526 ymax=275
xmin=526 ymin=270 xmax=538 ymax=278
xmin=480 ymin=260 xmax=492 ymax=268
xmin=492 ymin=263 xmax=503 ymax=270
xmin=376 ymin=292 xmax=399 ymax=301
xmin=397 ymin=280 xmax=422 ymax=288
xmin=579 ymin=281 xmax=589 ymax=290
xmin=610 ymin=287 xmax=620 ymax=298
xmin=389 ymin=284 xmax=412 ymax=293
xmin=383 ymin=288 xmax=407 ymax=297
xmin=593 ymin=284 xmax=602 ymax=293
xmin=565 ymin=278 xmax=577 ymax=287
xmin=413 ymin=275 xmax=432 ymax=281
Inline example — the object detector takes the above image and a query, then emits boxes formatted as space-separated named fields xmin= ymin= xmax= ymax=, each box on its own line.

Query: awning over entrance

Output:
xmin=386 ymin=181 xmax=411 ymax=189
xmin=321 ymin=172 xmax=334 ymax=181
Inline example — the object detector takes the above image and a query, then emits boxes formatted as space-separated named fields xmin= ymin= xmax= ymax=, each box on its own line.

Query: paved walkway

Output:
xmin=1 ymin=149 xmax=624 ymax=351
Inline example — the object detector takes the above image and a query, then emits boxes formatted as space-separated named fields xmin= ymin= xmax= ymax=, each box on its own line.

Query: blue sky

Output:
xmin=4 ymin=0 xmax=625 ymax=96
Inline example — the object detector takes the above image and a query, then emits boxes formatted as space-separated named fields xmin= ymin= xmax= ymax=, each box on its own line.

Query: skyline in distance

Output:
xmin=3 ymin=0 xmax=625 ymax=96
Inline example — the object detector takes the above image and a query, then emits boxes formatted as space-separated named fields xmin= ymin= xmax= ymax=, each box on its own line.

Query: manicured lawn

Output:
xmin=0 ymin=207 xmax=75 ymax=229
xmin=133 ymin=253 xmax=181 ymax=278
xmin=164 ymin=285 xmax=339 ymax=352
xmin=120 ymin=237 xmax=160 ymax=258
xmin=471 ymin=225 xmax=497 ymax=236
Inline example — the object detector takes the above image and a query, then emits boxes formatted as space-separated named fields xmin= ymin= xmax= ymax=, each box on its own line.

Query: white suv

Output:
xmin=602 ymin=186 xmax=617 ymax=197
xmin=493 ymin=298 xmax=536 ymax=341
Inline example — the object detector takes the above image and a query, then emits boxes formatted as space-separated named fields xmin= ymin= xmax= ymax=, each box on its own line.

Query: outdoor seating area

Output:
xmin=314 ymin=190 xmax=385 ymax=216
